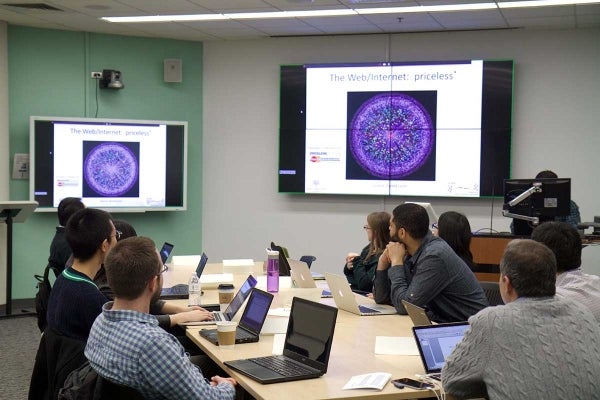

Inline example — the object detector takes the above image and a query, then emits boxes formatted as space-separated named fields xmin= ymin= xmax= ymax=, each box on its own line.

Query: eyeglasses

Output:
xmin=157 ymin=264 xmax=168 ymax=276
xmin=431 ymin=223 xmax=438 ymax=230
xmin=363 ymin=225 xmax=372 ymax=230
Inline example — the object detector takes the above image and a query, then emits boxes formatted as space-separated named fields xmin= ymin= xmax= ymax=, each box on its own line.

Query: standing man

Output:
xmin=373 ymin=203 xmax=487 ymax=322
xmin=532 ymin=221 xmax=600 ymax=321
xmin=47 ymin=197 xmax=85 ymax=275
xmin=86 ymin=236 xmax=237 ymax=400
xmin=442 ymin=239 xmax=600 ymax=399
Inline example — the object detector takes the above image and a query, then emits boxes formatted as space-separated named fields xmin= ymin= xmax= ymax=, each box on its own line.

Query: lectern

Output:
xmin=0 ymin=201 xmax=38 ymax=317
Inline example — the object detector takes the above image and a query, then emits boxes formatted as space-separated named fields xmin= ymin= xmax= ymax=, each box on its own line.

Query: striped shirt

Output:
xmin=556 ymin=268 xmax=600 ymax=322
xmin=85 ymin=302 xmax=235 ymax=400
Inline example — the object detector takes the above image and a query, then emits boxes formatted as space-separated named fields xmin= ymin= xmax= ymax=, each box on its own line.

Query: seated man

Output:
xmin=47 ymin=197 xmax=85 ymax=275
xmin=532 ymin=221 xmax=600 ymax=321
xmin=442 ymin=240 xmax=600 ymax=399
xmin=46 ymin=208 xmax=114 ymax=341
xmin=372 ymin=203 xmax=487 ymax=322
xmin=85 ymin=236 xmax=237 ymax=400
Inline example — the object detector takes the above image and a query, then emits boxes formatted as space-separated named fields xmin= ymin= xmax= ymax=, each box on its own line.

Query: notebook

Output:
xmin=180 ymin=274 xmax=258 ymax=326
xmin=160 ymin=252 xmax=208 ymax=300
xmin=412 ymin=322 xmax=470 ymax=380
xmin=159 ymin=242 xmax=175 ymax=264
xmin=325 ymin=273 xmax=396 ymax=316
xmin=200 ymin=288 xmax=273 ymax=345
xmin=401 ymin=300 xmax=433 ymax=326
xmin=225 ymin=297 xmax=338 ymax=384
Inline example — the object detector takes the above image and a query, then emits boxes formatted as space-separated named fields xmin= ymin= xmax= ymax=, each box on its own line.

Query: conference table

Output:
xmin=164 ymin=259 xmax=442 ymax=400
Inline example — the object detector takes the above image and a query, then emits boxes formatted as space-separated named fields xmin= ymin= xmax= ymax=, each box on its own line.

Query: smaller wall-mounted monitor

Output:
xmin=30 ymin=116 xmax=188 ymax=212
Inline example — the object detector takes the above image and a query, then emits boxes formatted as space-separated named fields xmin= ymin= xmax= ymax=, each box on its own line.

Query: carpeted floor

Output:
xmin=0 ymin=315 xmax=41 ymax=400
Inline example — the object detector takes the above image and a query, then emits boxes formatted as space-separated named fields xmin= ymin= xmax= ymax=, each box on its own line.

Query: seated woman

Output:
xmin=433 ymin=211 xmax=476 ymax=270
xmin=343 ymin=211 xmax=391 ymax=293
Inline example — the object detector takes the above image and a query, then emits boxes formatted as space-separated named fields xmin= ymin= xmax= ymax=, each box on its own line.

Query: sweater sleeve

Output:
xmin=441 ymin=312 xmax=491 ymax=399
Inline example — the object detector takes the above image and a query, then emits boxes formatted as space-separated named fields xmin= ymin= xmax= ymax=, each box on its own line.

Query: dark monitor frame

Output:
xmin=503 ymin=178 xmax=571 ymax=220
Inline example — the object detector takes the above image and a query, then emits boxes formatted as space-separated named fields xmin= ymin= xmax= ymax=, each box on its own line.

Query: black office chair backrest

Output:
xmin=299 ymin=255 xmax=317 ymax=269
xmin=479 ymin=281 xmax=504 ymax=306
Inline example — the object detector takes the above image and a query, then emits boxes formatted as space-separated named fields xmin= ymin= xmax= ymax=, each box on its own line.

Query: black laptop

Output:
xmin=225 ymin=297 xmax=338 ymax=384
xmin=160 ymin=252 xmax=208 ymax=300
xmin=200 ymin=288 xmax=273 ymax=345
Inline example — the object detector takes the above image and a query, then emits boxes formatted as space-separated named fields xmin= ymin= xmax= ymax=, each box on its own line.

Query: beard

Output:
xmin=390 ymin=231 xmax=402 ymax=243
xmin=150 ymin=280 xmax=163 ymax=305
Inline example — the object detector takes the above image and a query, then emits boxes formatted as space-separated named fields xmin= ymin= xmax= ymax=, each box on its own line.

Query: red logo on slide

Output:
xmin=310 ymin=155 xmax=320 ymax=162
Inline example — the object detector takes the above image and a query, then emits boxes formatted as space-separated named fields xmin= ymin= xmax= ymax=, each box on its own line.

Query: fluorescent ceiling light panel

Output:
xmin=498 ymin=0 xmax=599 ymax=7
xmin=355 ymin=3 xmax=498 ymax=14
xmin=102 ymin=1 xmax=600 ymax=23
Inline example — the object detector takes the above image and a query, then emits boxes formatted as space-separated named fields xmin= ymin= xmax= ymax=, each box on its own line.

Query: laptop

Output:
xmin=269 ymin=242 xmax=291 ymax=276
xmin=160 ymin=252 xmax=208 ymax=300
xmin=200 ymin=288 xmax=274 ymax=345
xmin=412 ymin=322 xmax=470 ymax=380
xmin=325 ymin=273 xmax=396 ymax=316
xmin=225 ymin=297 xmax=338 ymax=384
xmin=159 ymin=242 xmax=175 ymax=265
xmin=289 ymin=259 xmax=332 ymax=298
xmin=401 ymin=300 xmax=433 ymax=326
xmin=180 ymin=274 xmax=258 ymax=326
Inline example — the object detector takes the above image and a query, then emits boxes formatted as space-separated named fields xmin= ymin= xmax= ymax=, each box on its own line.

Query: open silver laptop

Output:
xmin=401 ymin=300 xmax=433 ymax=326
xmin=181 ymin=274 xmax=257 ymax=326
xmin=325 ymin=273 xmax=396 ymax=316
xmin=412 ymin=322 xmax=470 ymax=380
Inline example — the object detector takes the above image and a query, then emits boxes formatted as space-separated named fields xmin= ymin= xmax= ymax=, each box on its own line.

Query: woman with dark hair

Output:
xmin=343 ymin=211 xmax=391 ymax=292
xmin=434 ymin=211 xmax=476 ymax=270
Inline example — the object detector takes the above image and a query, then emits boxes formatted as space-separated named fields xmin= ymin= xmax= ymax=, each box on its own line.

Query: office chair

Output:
xmin=479 ymin=281 xmax=504 ymax=306
xmin=299 ymin=255 xmax=317 ymax=269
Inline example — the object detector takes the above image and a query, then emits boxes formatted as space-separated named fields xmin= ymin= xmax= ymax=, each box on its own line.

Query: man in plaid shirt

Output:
xmin=85 ymin=236 xmax=237 ymax=400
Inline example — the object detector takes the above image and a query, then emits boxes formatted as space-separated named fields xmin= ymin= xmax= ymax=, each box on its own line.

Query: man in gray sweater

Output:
xmin=372 ymin=202 xmax=487 ymax=322
xmin=442 ymin=239 xmax=600 ymax=400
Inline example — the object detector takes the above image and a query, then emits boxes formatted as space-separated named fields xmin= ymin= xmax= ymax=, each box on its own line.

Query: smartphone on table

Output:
xmin=392 ymin=378 xmax=434 ymax=390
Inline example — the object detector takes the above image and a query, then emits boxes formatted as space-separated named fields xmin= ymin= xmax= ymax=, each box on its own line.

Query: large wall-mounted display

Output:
xmin=278 ymin=60 xmax=513 ymax=197
xmin=30 ymin=116 xmax=187 ymax=212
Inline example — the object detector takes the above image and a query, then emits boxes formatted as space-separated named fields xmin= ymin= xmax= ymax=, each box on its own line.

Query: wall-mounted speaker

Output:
xmin=164 ymin=59 xmax=182 ymax=83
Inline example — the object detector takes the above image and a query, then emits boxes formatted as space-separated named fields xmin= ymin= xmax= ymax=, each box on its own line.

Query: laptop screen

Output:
xmin=283 ymin=297 xmax=338 ymax=372
xmin=239 ymin=289 xmax=273 ymax=333
xmin=195 ymin=252 xmax=208 ymax=278
xmin=224 ymin=275 xmax=257 ymax=320
xmin=412 ymin=322 xmax=469 ymax=373
xmin=159 ymin=242 xmax=174 ymax=264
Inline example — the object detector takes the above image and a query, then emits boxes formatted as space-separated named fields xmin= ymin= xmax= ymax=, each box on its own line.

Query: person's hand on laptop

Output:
xmin=209 ymin=376 xmax=237 ymax=387
xmin=169 ymin=309 xmax=215 ymax=326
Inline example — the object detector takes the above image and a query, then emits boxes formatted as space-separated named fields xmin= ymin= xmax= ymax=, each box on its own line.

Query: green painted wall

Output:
xmin=7 ymin=25 xmax=203 ymax=299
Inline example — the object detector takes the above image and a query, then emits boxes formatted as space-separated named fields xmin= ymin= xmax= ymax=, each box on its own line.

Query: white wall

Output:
xmin=202 ymin=28 xmax=600 ymax=277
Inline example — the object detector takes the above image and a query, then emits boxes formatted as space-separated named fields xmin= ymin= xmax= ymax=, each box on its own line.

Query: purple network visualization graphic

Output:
xmin=348 ymin=92 xmax=435 ymax=179
xmin=83 ymin=142 xmax=139 ymax=197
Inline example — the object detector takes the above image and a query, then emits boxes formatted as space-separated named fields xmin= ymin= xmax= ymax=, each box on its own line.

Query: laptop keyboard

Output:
xmin=168 ymin=284 xmax=189 ymax=295
xmin=250 ymin=356 xmax=314 ymax=376
xmin=358 ymin=305 xmax=379 ymax=314
xmin=213 ymin=313 xmax=223 ymax=321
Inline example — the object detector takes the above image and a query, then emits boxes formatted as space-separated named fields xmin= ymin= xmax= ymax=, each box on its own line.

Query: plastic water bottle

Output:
xmin=266 ymin=249 xmax=279 ymax=293
xmin=188 ymin=272 xmax=201 ymax=306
